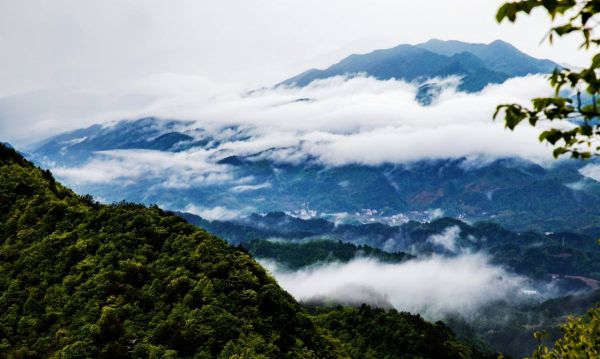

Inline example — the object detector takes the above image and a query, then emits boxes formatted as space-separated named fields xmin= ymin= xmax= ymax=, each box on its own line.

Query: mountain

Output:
xmin=0 ymin=143 xmax=334 ymax=357
xmin=279 ymin=39 xmax=558 ymax=104
xmin=0 ymin=143 xmax=486 ymax=358
xmin=29 ymin=117 xmax=600 ymax=234
xmin=308 ymin=305 xmax=491 ymax=359
xmin=31 ymin=118 xmax=199 ymax=166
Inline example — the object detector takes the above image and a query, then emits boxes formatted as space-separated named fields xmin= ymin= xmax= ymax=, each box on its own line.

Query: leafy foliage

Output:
xmin=495 ymin=0 xmax=600 ymax=159
xmin=529 ymin=305 xmax=600 ymax=358
xmin=496 ymin=2 xmax=600 ymax=357
xmin=446 ymin=289 xmax=600 ymax=357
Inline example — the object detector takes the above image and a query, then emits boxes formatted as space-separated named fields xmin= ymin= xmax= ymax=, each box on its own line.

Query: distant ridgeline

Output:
xmin=180 ymin=211 xmax=600 ymax=291
xmin=0 ymin=143 xmax=488 ymax=358
xmin=29 ymin=117 xmax=600 ymax=235
xmin=279 ymin=39 xmax=558 ymax=105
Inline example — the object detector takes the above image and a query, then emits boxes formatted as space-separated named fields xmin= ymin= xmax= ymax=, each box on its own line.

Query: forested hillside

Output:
xmin=0 ymin=143 xmax=484 ymax=358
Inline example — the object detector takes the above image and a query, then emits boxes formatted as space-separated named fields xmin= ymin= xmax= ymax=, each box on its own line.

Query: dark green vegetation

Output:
xmin=0 ymin=143 xmax=483 ymax=358
xmin=308 ymin=305 xmax=491 ymax=359
xmin=279 ymin=39 xmax=556 ymax=96
xmin=0 ymin=145 xmax=335 ymax=358
xmin=240 ymin=239 xmax=412 ymax=270
xmin=31 ymin=118 xmax=600 ymax=234
xmin=531 ymin=305 xmax=600 ymax=358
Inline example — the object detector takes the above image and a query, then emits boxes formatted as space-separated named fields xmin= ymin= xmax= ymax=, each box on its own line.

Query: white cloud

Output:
xmin=428 ymin=225 xmax=461 ymax=252
xmin=261 ymin=254 xmax=527 ymax=319
xmin=2 ymin=0 xmax=592 ymax=146
xmin=182 ymin=204 xmax=243 ymax=221
xmin=231 ymin=182 xmax=272 ymax=192
xmin=51 ymin=148 xmax=238 ymax=188
xmin=580 ymin=164 xmax=600 ymax=182
xmin=427 ymin=208 xmax=445 ymax=220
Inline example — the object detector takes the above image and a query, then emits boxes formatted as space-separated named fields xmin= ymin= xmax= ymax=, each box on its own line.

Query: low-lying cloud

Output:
xmin=261 ymin=254 xmax=528 ymax=319
xmin=51 ymin=148 xmax=242 ymax=188
xmin=20 ymin=73 xmax=567 ymax=191
xmin=428 ymin=225 xmax=461 ymax=252
xmin=182 ymin=204 xmax=245 ymax=221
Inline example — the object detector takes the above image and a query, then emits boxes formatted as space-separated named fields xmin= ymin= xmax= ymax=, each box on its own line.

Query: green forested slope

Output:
xmin=0 ymin=145 xmax=336 ymax=358
xmin=0 ymin=143 xmax=481 ymax=358
xmin=309 ymin=305 xmax=485 ymax=359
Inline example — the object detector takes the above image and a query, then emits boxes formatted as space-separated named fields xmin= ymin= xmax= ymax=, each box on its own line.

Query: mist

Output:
xmin=261 ymin=253 xmax=530 ymax=319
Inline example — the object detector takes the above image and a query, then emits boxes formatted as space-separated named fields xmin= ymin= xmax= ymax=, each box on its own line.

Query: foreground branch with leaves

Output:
xmin=495 ymin=0 xmax=600 ymax=159
xmin=495 ymin=1 xmax=600 ymax=357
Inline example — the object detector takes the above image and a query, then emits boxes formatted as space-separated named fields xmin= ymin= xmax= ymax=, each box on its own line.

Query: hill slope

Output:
xmin=0 ymin=144 xmax=336 ymax=358
xmin=0 ymin=143 xmax=482 ymax=358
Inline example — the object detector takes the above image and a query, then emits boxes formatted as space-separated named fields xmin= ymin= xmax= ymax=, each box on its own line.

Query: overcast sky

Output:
xmin=0 ymin=0 xmax=593 ymax=144
xmin=0 ymin=0 xmax=592 ymax=93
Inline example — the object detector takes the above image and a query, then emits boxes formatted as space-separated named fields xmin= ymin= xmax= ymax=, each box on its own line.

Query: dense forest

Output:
xmin=0 ymin=143 xmax=485 ymax=358
xmin=240 ymin=239 xmax=412 ymax=270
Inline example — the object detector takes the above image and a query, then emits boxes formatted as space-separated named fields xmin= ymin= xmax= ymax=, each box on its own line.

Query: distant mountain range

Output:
xmin=179 ymin=211 xmax=600 ymax=289
xmin=28 ymin=117 xmax=600 ymax=234
xmin=280 ymin=39 xmax=558 ymax=104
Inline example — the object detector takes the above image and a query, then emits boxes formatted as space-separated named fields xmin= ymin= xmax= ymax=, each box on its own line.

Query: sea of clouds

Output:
xmin=21 ymin=73 xmax=568 ymax=190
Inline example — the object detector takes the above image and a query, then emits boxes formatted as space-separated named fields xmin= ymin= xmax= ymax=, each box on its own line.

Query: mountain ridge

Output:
xmin=28 ymin=117 xmax=600 ymax=234
xmin=279 ymin=39 xmax=559 ymax=101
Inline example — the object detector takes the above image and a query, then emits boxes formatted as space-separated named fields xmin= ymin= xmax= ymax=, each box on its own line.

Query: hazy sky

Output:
xmin=0 ymin=0 xmax=593 ymax=144
xmin=0 ymin=0 xmax=593 ymax=94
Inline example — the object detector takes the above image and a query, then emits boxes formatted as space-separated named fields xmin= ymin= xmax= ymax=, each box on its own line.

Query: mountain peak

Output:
xmin=487 ymin=39 xmax=520 ymax=52
xmin=489 ymin=39 xmax=512 ymax=46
